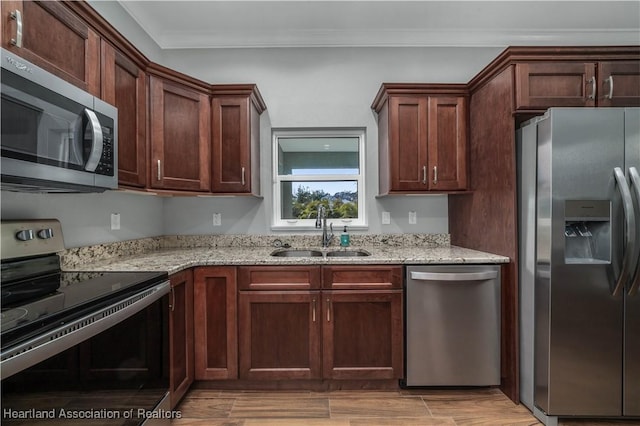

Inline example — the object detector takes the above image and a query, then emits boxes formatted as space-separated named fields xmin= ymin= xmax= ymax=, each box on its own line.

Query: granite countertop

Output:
xmin=62 ymin=234 xmax=509 ymax=275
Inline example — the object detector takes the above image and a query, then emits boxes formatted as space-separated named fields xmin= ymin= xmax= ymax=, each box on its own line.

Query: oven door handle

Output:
xmin=0 ymin=280 xmax=170 ymax=380
xmin=83 ymin=109 xmax=104 ymax=172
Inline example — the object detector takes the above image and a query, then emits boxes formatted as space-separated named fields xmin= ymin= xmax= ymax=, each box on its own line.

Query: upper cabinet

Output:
xmin=515 ymin=61 xmax=640 ymax=110
xmin=1 ymin=0 xmax=100 ymax=95
xmin=101 ymin=41 xmax=147 ymax=188
xmin=372 ymin=84 xmax=468 ymax=195
xmin=148 ymin=68 xmax=211 ymax=193
xmin=211 ymin=85 xmax=266 ymax=195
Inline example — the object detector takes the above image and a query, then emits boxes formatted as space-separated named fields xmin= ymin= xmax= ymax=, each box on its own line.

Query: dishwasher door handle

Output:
xmin=410 ymin=271 xmax=498 ymax=282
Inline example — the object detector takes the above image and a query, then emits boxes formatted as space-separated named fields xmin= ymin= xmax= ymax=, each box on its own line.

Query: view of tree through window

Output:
xmin=273 ymin=129 xmax=365 ymax=228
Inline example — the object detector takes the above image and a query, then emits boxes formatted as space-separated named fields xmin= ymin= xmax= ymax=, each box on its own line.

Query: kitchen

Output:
xmin=1 ymin=1 xmax=639 ymax=425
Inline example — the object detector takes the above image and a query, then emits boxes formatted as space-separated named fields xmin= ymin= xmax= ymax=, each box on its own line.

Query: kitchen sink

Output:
xmin=270 ymin=249 xmax=324 ymax=257
xmin=325 ymin=249 xmax=371 ymax=257
xmin=270 ymin=248 xmax=371 ymax=258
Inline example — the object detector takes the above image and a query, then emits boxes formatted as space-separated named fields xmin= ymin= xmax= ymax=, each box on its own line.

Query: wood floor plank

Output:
xmin=177 ymin=397 xmax=235 ymax=418
xmin=349 ymin=417 xmax=457 ymax=425
xmin=230 ymin=397 xmax=330 ymax=419
xmin=329 ymin=397 xmax=430 ymax=418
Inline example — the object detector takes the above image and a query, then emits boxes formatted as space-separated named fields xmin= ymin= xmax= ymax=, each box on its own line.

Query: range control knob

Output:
xmin=37 ymin=228 xmax=54 ymax=239
xmin=15 ymin=229 xmax=35 ymax=241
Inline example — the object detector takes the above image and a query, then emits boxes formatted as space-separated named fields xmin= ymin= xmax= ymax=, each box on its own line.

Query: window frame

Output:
xmin=271 ymin=128 xmax=367 ymax=230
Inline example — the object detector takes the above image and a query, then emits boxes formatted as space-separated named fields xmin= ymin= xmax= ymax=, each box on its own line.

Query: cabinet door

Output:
xmin=211 ymin=96 xmax=252 ymax=193
xmin=1 ymin=0 xmax=100 ymax=95
xmin=193 ymin=267 xmax=237 ymax=380
xmin=515 ymin=62 xmax=597 ymax=110
xmin=388 ymin=96 xmax=429 ymax=191
xmin=101 ymin=41 xmax=147 ymax=188
xmin=169 ymin=269 xmax=194 ymax=408
xmin=238 ymin=291 xmax=322 ymax=380
xmin=427 ymin=96 xmax=467 ymax=191
xmin=598 ymin=61 xmax=640 ymax=107
xmin=149 ymin=76 xmax=211 ymax=192
xmin=323 ymin=290 xmax=403 ymax=379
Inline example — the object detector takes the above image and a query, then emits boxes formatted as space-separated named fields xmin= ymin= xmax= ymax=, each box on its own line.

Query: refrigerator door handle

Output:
xmin=628 ymin=166 xmax=640 ymax=296
xmin=613 ymin=167 xmax=636 ymax=296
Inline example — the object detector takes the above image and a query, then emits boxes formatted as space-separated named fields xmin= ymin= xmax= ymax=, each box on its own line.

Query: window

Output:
xmin=272 ymin=128 xmax=366 ymax=229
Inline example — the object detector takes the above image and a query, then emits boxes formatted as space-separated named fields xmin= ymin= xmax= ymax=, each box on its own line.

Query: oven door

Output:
xmin=1 ymin=293 xmax=171 ymax=425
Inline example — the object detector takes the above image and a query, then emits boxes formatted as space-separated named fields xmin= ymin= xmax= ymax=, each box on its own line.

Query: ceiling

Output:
xmin=116 ymin=1 xmax=640 ymax=49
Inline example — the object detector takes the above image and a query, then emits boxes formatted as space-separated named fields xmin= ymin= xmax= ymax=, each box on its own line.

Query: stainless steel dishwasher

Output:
xmin=405 ymin=265 xmax=500 ymax=386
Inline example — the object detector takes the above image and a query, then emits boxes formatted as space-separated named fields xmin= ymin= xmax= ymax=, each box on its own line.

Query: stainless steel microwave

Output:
xmin=1 ymin=49 xmax=117 ymax=193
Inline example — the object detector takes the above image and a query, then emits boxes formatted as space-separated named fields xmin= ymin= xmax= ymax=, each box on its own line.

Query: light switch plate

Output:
xmin=213 ymin=213 xmax=222 ymax=227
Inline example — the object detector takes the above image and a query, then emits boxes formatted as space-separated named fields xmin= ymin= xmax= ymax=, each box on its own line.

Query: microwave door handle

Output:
xmin=613 ymin=167 xmax=636 ymax=297
xmin=628 ymin=166 xmax=640 ymax=296
xmin=83 ymin=109 xmax=103 ymax=172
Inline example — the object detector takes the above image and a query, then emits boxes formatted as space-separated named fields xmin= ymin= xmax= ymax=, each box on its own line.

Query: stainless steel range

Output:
xmin=1 ymin=219 xmax=171 ymax=425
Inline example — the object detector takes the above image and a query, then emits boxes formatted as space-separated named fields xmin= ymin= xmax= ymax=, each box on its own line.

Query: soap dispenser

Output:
xmin=340 ymin=226 xmax=350 ymax=247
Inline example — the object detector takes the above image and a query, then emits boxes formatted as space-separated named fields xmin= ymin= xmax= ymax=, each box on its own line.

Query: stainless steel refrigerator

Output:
xmin=518 ymin=108 xmax=640 ymax=425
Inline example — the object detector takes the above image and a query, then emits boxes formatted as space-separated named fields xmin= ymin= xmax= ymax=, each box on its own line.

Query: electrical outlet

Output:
xmin=213 ymin=213 xmax=222 ymax=227
xmin=381 ymin=211 xmax=391 ymax=225
xmin=110 ymin=213 xmax=121 ymax=230
xmin=408 ymin=211 xmax=417 ymax=225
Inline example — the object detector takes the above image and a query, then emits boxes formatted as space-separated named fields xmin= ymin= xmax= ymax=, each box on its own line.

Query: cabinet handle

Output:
xmin=422 ymin=166 xmax=427 ymax=185
xmin=433 ymin=166 xmax=438 ymax=185
xmin=10 ymin=10 xmax=22 ymax=48
xmin=587 ymin=77 xmax=596 ymax=100
xmin=169 ymin=287 xmax=175 ymax=312
xmin=326 ymin=298 xmax=331 ymax=322
xmin=157 ymin=160 xmax=161 ymax=181
xmin=605 ymin=76 xmax=614 ymax=100
xmin=312 ymin=298 xmax=316 ymax=322
xmin=241 ymin=167 xmax=246 ymax=186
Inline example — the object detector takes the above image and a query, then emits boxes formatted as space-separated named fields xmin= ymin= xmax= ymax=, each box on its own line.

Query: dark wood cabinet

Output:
xmin=101 ymin=41 xmax=147 ymax=188
xmin=238 ymin=265 xmax=402 ymax=381
xmin=1 ymin=0 xmax=100 ymax=95
xmin=238 ymin=290 xmax=322 ymax=380
xmin=211 ymin=85 xmax=266 ymax=195
xmin=193 ymin=266 xmax=238 ymax=380
xmin=598 ymin=61 xmax=640 ymax=107
xmin=322 ymin=265 xmax=403 ymax=380
xmin=149 ymin=73 xmax=211 ymax=192
xmin=237 ymin=265 xmax=321 ymax=380
xmin=323 ymin=290 xmax=403 ymax=380
xmin=372 ymin=85 xmax=468 ymax=195
xmin=169 ymin=269 xmax=194 ymax=408
xmin=515 ymin=60 xmax=640 ymax=110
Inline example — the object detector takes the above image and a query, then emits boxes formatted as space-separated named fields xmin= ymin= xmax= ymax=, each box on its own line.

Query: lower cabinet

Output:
xmin=238 ymin=290 xmax=322 ymax=380
xmin=193 ymin=266 xmax=238 ymax=380
xmin=169 ymin=269 xmax=194 ymax=408
xmin=237 ymin=265 xmax=403 ymax=381
xmin=323 ymin=290 xmax=403 ymax=379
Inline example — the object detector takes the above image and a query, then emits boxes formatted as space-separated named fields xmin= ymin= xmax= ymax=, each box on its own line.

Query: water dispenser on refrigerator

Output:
xmin=564 ymin=200 xmax=611 ymax=264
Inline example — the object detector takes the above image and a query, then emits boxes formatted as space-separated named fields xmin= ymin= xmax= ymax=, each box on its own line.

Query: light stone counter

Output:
xmin=61 ymin=234 xmax=509 ymax=275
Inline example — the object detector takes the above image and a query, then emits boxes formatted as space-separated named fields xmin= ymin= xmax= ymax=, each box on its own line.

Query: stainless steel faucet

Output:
xmin=315 ymin=205 xmax=334 ymax=248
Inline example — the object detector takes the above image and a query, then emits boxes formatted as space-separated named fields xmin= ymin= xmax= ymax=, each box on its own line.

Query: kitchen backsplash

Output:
xmin=60 ymin=233 xmax=450 ymax=269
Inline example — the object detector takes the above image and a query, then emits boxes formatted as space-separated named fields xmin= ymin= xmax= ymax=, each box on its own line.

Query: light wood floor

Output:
xmin=172 ymin=388 xmax=640 ymax=425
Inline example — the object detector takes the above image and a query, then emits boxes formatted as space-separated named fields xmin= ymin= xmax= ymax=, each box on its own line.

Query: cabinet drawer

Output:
xmin=322 ymin=265 xmax=402 ymax=290
xmin=238 ymin=266 xmax=322 ymax=290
